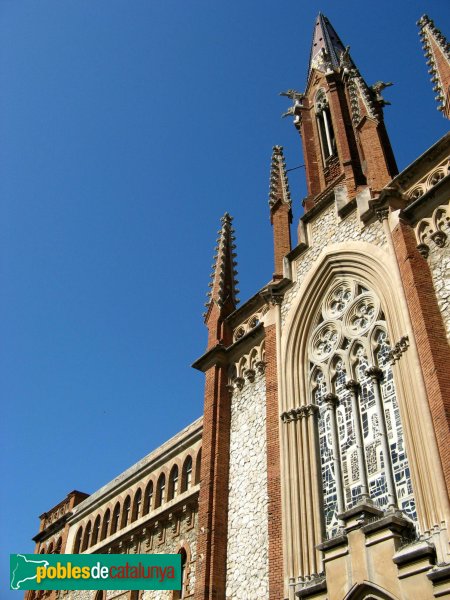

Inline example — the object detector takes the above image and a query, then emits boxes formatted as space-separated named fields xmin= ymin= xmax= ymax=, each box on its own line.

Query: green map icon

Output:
xmin=10 ymin=554 xmax=50 ymax=590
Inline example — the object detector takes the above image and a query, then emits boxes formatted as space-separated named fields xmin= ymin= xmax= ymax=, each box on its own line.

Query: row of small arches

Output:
xmin=39 ymin=537 xmax=62 ymax=554
xmin=73 ymin=450 xmax=201 ymax=553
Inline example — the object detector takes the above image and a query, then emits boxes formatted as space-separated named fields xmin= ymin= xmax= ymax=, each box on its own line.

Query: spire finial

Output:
xmin=203 ymin=213 xmax=239 ymax=321
xmin=418 ymin=14 xmax=450 ymax=118
xmin=308 ymin=13 xmax=349 ymax=78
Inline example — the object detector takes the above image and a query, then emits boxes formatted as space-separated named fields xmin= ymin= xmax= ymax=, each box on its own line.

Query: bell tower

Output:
xmin=282 ymin=13 xmax=398 ymax=211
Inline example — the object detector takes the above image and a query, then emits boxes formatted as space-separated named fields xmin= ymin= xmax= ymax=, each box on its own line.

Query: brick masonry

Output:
xmin=392 ymin=219 xmax=450 ymax=495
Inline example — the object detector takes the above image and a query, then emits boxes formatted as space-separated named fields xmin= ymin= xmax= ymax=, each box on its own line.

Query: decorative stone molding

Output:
xmin=408 ymin=158 xmax=450 ymax=202
xmin=415 ymin=200 xmax=450 ymax=257
xmin=232 ymin=377 xmax=245 ymax=391
xmin=229 ymin=341 xmax=266 ymax=391
xmin=232 ymin=306 xmax=269 ymax=342
xmin=281 ymin=403 xmax=319 ymax=423
xmin=244 ymin=368 xmax=255 ymax=383
xmin=255 ymin=360 xmax=266 ymax=375
xmin=375 ymin=207 xmax=389 ymax=222
xmin=323 ymin=392 xmax=339 ymax=409
xmin=366 ymin=365 xmax=384 ymax=381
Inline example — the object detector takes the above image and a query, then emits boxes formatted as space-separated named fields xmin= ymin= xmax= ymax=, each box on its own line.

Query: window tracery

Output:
xmin=308 ymin=278 xmax=416 ymax=538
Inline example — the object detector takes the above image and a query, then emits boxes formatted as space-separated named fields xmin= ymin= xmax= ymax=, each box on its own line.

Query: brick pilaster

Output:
xmin=194 ymin=364 xmax=231 ymax=600
xmin=392 ymin=220 xmax=450 ymax=494
xmin=272 ymin=204 xmax=292 ymax=280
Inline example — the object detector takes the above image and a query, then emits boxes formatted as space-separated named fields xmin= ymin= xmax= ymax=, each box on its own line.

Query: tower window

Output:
xmin=315 ymin=89 xmax=336 ymax=162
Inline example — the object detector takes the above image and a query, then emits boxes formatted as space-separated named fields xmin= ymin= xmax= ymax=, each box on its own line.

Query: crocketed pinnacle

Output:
xmin=269 ymin=146 xmax=292 ymax=209
xmin=417 ymin=14 xmax=450 ymax=117
xmin=203 ymin=213 xmax=239 ymax=319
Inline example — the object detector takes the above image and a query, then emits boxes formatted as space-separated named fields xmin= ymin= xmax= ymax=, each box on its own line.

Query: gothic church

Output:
xmin=27 ymin=12 xmax=450 ymax=600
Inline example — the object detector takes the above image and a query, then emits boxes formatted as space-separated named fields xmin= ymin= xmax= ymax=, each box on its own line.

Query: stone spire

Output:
xmin=308 ymin=13 xmax=350 ymax=79
xmin=203 ymin=213 xmax=239 ymax=323
xmin=418 ymin=14 xmax=450 ymax=118
xmin=269 ymin=146 xmax=292 ymax=280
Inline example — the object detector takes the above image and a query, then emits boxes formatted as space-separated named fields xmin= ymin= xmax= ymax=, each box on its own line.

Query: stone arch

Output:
xmin=181 ymin=454 xmax=193 ymax=492
xmin=280 ymin=242 xmax=449 ymax=574
xmin=132 ymin=487 xmax=143 ymax=522
xmin=168 ymin=463 xmax=180 ymax=501
xmin=344 ymin=581 xmax=399 ymax=600
xmin=121 ymin=495 xmax=132 ymax=529
xmin=73 ymin=525 xmax=83 ymax=553
xmin=91 ymin=514 xmax=101 ymax=546
xmin=143 ymin=479 xmax=154 ymax=515
xmin=155 ymin=471 xmax=167 ymax=508
xmin=172 ymin=541 xmax=192 ymax=600
xmin=101 ymin=508 xmax=111 ymax=541
xmin=111 ymin=500 xmax=121 ymax=535
xmin=195 ymin=447 xmax=202 ymax=484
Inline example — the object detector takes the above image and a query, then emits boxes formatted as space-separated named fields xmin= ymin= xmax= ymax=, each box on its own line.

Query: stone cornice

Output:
xmin=82 ymin=487 xmax=200 ymax=553
xmin=192 ymin=324 xmax=265 ymax=372
xmin=69 ymin=418 xmax=203 ymax=521
xmin=32 ymin=513 xmax=72 ymax=543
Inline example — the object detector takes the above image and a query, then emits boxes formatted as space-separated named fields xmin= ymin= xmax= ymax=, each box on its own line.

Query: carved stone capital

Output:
xmin=244 ymin=368 xmax=256 ymax=383
xmin=255 ymin=360 xmax=266 ymax=375
xmin=305 ymin=403 xmax=320 ymax=417
xmin=233 ymin=377 xmax=245 ymax=391
xmin=366 ymin=366 xmax=384 ymax=381
xmin=431 ymin=229 xmax=447 ymax=248
xmin=269 ymin=294 xmax=284 ymax=307
xmin=345 ymin=379 xmax=361 ymax=393
xmin=323 ymin=393 xmax=339 ymax=409
xmin=375 ymin=207 xmax=389 ymax=222
xmin=417 ymin=243 xmax=430 ymax=258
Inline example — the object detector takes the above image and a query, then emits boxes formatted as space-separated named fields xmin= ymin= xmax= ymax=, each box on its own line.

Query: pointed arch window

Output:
xmin=92 ymin=515 xmax=101 ymax=546
xmin=173 ymin=547 xmax=188 ymax=600
xmin=73 ymin=526 xmax=83 ymax=553
xmin=81 ymin=522 xmax=91 ymax=551
xmin=315 ymin=88 xmax=336 ymax=162
xmin=155 ymin=474 xmax=166 ymax=508
xmin=308 ymin=278 xmax=416 ymax=538
xmin=181 ymin=456 xmax=193 ymax=492
xmin=111 ymin=503 xmax=120 ymax=535
xmin=168 ymin=466 xmax=179 ymax=501
xmin=132 ymin=489 xmax=142 ymax=522
xmin=101 ymin=509 xmax=110 ymax=541
xmin=122 ymin=496 xmax=131 ymax=529
xmin=144 ymin=481 xmax=153 ymax=515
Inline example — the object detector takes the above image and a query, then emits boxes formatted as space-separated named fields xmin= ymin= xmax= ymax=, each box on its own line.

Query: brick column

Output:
xmin=195 ymin=364 xmax=231 ymax=600
xmin=391 ymin=219 xmax=450 ymax=494
xmin=271 ymin=204 xmax=292 ymax=280
xmin=265 ymin=323 xmax=284 ymax=600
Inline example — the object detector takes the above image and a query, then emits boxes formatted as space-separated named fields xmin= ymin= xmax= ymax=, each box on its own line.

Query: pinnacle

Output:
xmin=269 ymin=145 xmax=292 ymax=209
xmin=203 ymin=213 xmax=239 ymax=320
xmin=417 ymin=14 xmax=450 ymax=115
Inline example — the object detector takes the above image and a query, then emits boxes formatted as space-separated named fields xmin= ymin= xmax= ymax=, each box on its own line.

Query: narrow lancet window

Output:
xmin=315 ymin=89 xmax=337 ymax=162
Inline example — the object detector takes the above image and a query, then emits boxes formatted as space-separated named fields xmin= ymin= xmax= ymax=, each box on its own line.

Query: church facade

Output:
xmin=27 ymin=13 xmax=450 ymax=600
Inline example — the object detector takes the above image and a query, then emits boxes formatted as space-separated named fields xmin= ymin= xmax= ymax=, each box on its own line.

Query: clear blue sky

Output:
xmin=1 ymin=0 xmax=449 ymax=596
